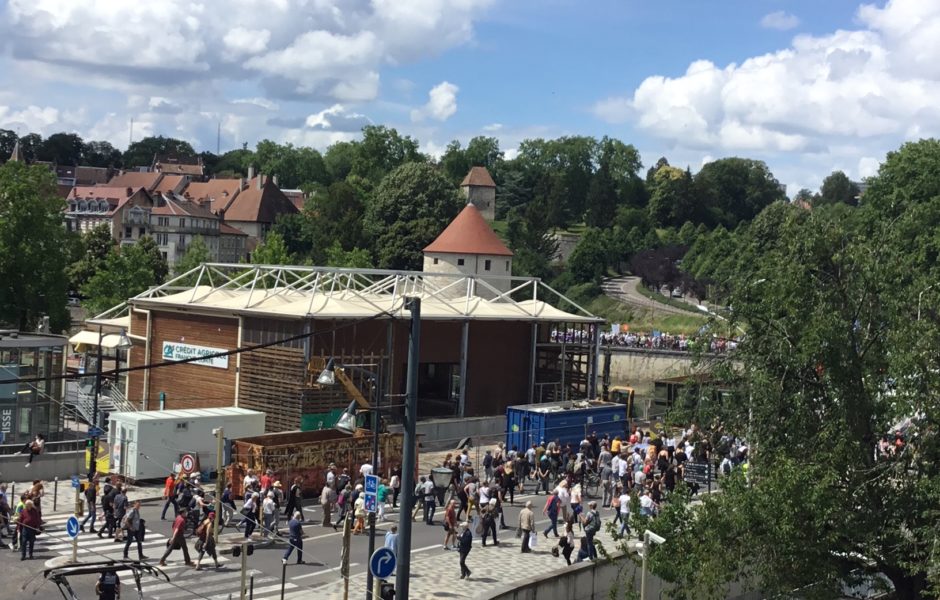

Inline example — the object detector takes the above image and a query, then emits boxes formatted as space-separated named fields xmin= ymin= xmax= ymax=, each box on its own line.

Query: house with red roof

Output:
xmin=66 ymin=186 xmax=155 ymax=240
xmin=423 ymin=203 xmax=513 ymax=299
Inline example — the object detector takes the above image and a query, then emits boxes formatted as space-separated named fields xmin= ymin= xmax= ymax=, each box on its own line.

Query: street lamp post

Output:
xmin=395 ymin=297 xmax=421 ymax=600
xmin=90 ymin=327 xmax=132 ymax=478
xmin=639 ymin=529 xmax=666 ymax=600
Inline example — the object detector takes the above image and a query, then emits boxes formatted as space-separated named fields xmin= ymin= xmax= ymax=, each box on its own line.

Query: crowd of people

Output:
xmin=550 ymin=327 xmax=740 ymax=354
xmin=0 ymin=479 xmax=45 ymax=560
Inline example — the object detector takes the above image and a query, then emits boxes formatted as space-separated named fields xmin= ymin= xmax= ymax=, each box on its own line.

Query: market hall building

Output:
xmin=96 ymin=261 xmax=599 ymax=432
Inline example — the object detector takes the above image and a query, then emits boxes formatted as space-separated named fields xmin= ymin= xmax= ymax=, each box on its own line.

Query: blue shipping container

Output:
xmin=505 ymin=401 xmax=628 ymax=451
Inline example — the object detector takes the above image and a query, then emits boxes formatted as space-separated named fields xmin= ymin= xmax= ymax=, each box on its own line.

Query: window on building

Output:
xmin=506 ymin=261 xmax=510 ymax=270
xmin=484 ymin=259 xmax=491 ymax=271
xmin=433 ymin=257 xmax=439 ymax=265
xmin=179 ymin=218 xmax=186 ymax=228
xmin=138 ymin=227 xmax=145 ymax=237
xmin=457 ymin=258 xmax=465 ymax=266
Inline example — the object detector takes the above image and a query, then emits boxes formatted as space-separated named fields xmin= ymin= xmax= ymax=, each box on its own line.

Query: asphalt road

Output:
xmin=12 ymin=482 xmax=557 ymax=600
xmin=601 ymin=275 xmax=700 ymax=317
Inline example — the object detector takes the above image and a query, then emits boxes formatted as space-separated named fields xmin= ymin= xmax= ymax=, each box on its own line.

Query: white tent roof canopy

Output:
xmin=105 ymin=263 xmax=601 ymax=324
xmin=69 ymin=330 xmax=129 ymax=349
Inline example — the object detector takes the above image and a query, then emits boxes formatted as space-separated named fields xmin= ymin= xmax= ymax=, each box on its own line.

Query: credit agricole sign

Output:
xmin=162 ymin=341 xmax=229 ymax=369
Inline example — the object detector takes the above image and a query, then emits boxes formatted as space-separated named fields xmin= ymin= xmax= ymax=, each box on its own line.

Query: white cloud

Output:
xmin=231 ymin=97 xmax=279 ymax=111
xmin=0 ymin=104 xmax=60 ymax=133
xmin=410 ymin=81 xmax=459 ymax=122
xmin=594 ymin=0 xmax=940 ymax=163
xmin=482 ymin=123 xmax=503 ymax=132
xmin=304 ymin=104 xmax=372 ymax=131
xmin=222 ymin=27 xmax=271 ymax=59
xmin=760 ymin=11 xmax=800 ymax=31
xmin=858 ymin=156 xmax=881 ymax=178
xmin=2 ymin=0 xmax=492 ymax=102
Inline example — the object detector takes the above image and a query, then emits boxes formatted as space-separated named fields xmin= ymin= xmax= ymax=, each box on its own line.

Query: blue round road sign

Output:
xmin=370 ymin=548 xmax=396 ymax=579
xmin=66 ymin=516 xmax=80 ymax=539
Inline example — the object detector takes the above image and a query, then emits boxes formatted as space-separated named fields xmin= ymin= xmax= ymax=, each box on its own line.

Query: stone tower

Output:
xmin=460 ymin=166 xmax=496 ymax=221
xmin=423 ymin=203 xmax=513 ymax=299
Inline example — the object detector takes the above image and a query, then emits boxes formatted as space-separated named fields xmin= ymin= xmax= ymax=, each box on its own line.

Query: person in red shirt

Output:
xmin=159 ymin=507 xmax=194 ymax=567
xmin=161 ymin=474 xmax=179 ymax=520
xmin=260 ymin=469 xmax=275 ymax=494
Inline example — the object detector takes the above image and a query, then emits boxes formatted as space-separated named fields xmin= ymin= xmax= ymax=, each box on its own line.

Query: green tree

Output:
xmin=639 ymin=156 xmax=940 ymax=598
xmin=17 ymin=133 xmax=42 ymax=163
xmin=253 ymin=140 xmax=328 ymax=189
xmin=85 ymin=141 xmax=123 ymax=168
xmin=323 ymin=141 xmax=358 ymax=182
xmin=67 ymin=223 xmax=115 ymax=292
xmin=792 ymin=187 xmax=818 ymax=205
xmin=213 ymin=148 xmax=253 ymax=177
xmin=648 ymin=165 xmax=696 ymax=227
xmin=818 ymin=170 xmax=861 ymax=206
xmin=584 ymin=161 xmax=619 ymax=228
xmin=695 ymin=157 xmax=786 ymax=227
xmin=506 ymin=201 xmax=559 ymax=280
xmin=123 ymin=136 xmax=196 ymax=168
xmin=465 ymin=136 xmax=503 ymax=171
xmin=173 ymin=235 xmax=211 ymax=282
xmin=566 ymin=228 xmax=608 ymax=283
xmin=325 ymin=241 xmax=372 ymax=268
xmin=366 ymin=162 xmax=461 ymax=269
xmin=495 ymin=162 xmax=535 ymax=220
xmin=440 ymin=140 xmax=470 ymax=184
xmin=351 ymin=125 xmax=423 ymax=183
xmin=0 ymin=161 xmax=70 ymax=330
xmin=251 ymin=231 xmax=293 ymax=265
xmin=82 ymin=237 xmax=167 ymax=315
xmin=0 ymin=129 xmax=16 ymax=161
xmin=37 ymin=132 xmax=86 ymax=165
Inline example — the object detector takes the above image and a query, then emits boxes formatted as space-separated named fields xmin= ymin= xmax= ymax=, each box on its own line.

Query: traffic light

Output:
xmin=380 ymin=583 xmax=395 ymax=600
xmin=232 ymin=543 xmax=254 ymax=558
xmin=86 ymin=438 xmax=94 ymax=448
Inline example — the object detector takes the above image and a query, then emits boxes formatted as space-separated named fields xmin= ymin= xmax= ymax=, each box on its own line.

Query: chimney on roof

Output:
xmin=247 ymin=166 xmax=255 ymax=182
xmin=257 ymin=173 xmax=262 ymax=190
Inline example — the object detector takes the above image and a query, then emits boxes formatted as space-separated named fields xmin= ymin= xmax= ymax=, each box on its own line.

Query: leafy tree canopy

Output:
xmin=123 ymin=136 xmax=196 ymax=169
xmin=82 ymin=236 xmax=167 ymax=316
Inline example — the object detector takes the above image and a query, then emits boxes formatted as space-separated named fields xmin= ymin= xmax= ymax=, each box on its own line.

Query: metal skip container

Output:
xmin=505 ymin=400 xmax=628 ymax=450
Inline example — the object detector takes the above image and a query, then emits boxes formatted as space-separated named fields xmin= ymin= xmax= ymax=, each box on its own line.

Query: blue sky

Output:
xmin=1 ymin=0 xmax=937 ymax=193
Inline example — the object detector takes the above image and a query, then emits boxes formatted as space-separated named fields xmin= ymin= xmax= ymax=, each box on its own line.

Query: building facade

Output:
xmin=460 ymin=166 xmax=497 ymax=221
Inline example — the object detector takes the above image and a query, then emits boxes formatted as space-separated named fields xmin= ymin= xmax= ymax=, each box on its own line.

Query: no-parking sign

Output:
xmin=180 ymin=453 xmax=197 ymax=474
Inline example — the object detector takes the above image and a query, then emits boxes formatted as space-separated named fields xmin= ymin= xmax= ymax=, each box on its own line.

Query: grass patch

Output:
xmin=634 ymin=284 xmax=704 ymax=315
xmin=584 ymin=295 xmax=710 ymax=335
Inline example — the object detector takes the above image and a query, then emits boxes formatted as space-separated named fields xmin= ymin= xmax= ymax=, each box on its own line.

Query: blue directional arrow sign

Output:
xmin=364 ymin=474 xmax=378 ymax=494
xmin=370 ymin=547 xmax=396 ymax=579
xmin=364 ymin=493 xmax=377 ymax=513
xmin=66 ymin=516 xmax=80 ymax=539
xmin=71 ymin=476 xmax=80 ymax=489
xmin=88 ymin=426 xmax=103 ymax=438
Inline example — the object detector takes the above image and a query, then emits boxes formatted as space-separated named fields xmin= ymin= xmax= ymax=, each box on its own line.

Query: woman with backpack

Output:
xmin=194 ymin=511 xmax=220 ymax=570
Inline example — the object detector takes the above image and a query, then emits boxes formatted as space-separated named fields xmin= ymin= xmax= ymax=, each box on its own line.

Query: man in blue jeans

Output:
xmin=282 ymin=511 xmax=305 ymax=564
xmin=580 ymin=501 xmax=600 ymax=560
xmin=422 ymin=478 xmax=436 ymax=525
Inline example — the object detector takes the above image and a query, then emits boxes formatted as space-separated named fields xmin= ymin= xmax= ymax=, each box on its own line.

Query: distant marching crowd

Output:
xmin=549 ymin=328 xmax=740 ymax=353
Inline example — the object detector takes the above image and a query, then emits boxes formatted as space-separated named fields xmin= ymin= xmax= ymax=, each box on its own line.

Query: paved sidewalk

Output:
xmin=308 ymin=517 xmax=626 ymax=599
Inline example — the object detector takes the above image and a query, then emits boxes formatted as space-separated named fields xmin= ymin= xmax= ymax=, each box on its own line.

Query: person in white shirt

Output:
xmin=634 ymin=468 xmax=646 ymax=489
xmin=618 ymin=490 xmax=631 ymax=535
xmin=618 ymin=453 xmax=630 ymax=488
xmin=262 ymin=493 xmax=277 ymax=538
xmin=360 ymin=463 xmax=373 ymax=478
xmin=639 ymin=490 xmax=655 ymax=517
xmin=556 ymin=482 xmax=571 ymax=522
xmin=479 ymin=482 xmax=491 ymax=506
xmin=325 ymin=465 xmax=336 ymax=488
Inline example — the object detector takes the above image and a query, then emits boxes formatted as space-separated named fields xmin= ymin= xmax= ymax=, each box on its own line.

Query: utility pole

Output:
xmin=239 ymin=542 xmax=249 ymax=600
xmin=90 ymin=325 xmax=103 ymax=477
xmin=366 ymin=379 xmax=379 ymax=599
xmin=395 ymin=297 xmax=420 ymax=599
xmin=213 ymin=427 xmax=224 ymax=539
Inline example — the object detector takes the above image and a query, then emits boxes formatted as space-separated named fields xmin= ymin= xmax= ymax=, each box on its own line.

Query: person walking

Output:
xmin=617 ymin=486 xmax=631 ymax=536
xmin=320 ymin=484 xmax=335 ymax=527
xmin=579 ymin=501 xmax=600 ymax=561
xmin=242 ymin=493 xmax=259 ymax=538
xmin=457 ymin=522 xmax=473 ymax=580
xmin=480 ymin=499 xmax=498 ymax=547
xmin=284 ymin=477 xmax=304 ymax=521
xmin=352 ymin=493 xmax=366 ymax=535
xmin=282 ymin=511 xmax=305 ymax=564
xmin=80 ymin=475 xmax=98 ymax=533
xmin=390 ymin=468 xmax=401 ymax=508
xmin=558 ymin=522 xmax=575 ymax=565
xmin=96 ymin=569 xmax=120 ymax=600
xmin=121 ymin=500 xmax=147 ymax=560
xmin=161 ymin=474 xmax=178 ymax=520
xmin=333 ymin=484 xmax=352 ymax=530
xmin=542 ymin=490 xmax=560 ymax=538
xmin=98 ymin=481 xmax=117 ymax=539
xmin=423 ymin=476 xmax=436 ymax=525
xmin=262 ymin=492 xmax=277 ymax=538
xmin=519 ymin=501 xmax=535 ymax=553
xmin=411 ymin=477 xmax=426 ymax=522
xmin=159 ymin=507 xmax=194 ymax=567
xmin=194 ymin=511 xmax=220 ymax=570
xmin=18 ymin=499 xmax=40 ymax=560
xmin=443 ymin=499 xmax=458 ymax=550
xmin=112 ymin=485 xmax=128 ymax=542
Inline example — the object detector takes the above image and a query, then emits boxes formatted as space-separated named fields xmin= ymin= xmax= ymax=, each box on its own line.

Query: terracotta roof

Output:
xmin=460 ymin=166 xmax=496 ymax=188
xmin=221 ymin=176 xmax=298 ymax=223
xmin=151 ymin=195 xmax=217 ymax=219
xmin=424 ymin=204 xmax=513 ymax=256
xmin=154 ymin=175 xmax=185 ymax=194
xmin=282 ymin=189 xmax=306 ymax=211
xmin=158 ymin=163 xmax=205 ymax=176
xmin=183 ymin=179 xmax=243 ymax=212
xmin=107 ymin=171 xmax=163 ymax=191
xmin=219 ymin=222 xmax=249 ymax=236
xmin=69 ymin=186 xmax=136 ymax=201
